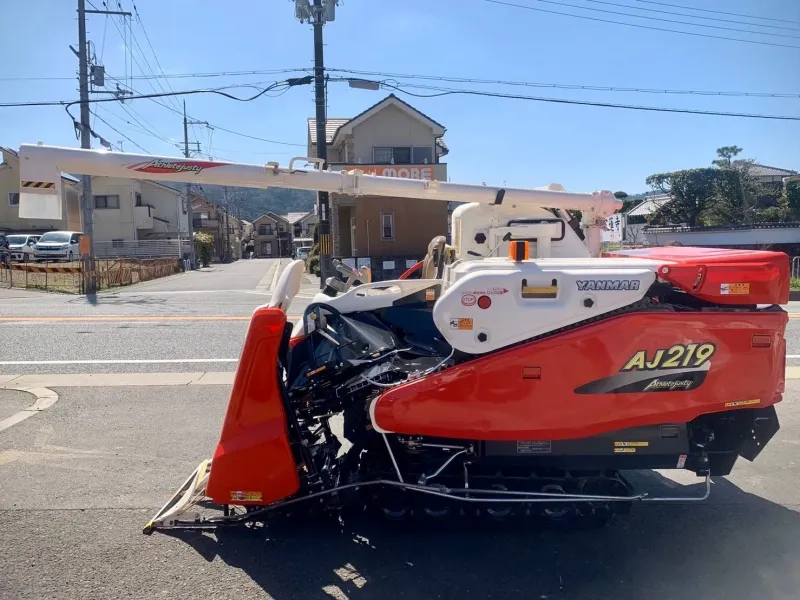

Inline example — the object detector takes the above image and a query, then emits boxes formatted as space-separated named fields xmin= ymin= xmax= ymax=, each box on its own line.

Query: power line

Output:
xmin=91 ymin=110 xmax=150 ymax=153
xmin=329 ymin=67 xmax=800 ymax=99
xmin=582 ymin=0 xmax=800 ymax=32
xmin=483 ymin=0 xmax=800 ymax=49
xmin=0 ymin=68 xmax=314 ymax=82
xmin=135 ymin=90 xmax=308 ymax=147
xmin=530 ymin=0 xmax=800 ymax=39
xmin=0 ymin=79 xmax=304 ymax=108
xmin=633 ymin=0 xmax=800 ymax=25
xmin=376 ymin=80 xmax=800 ymax=121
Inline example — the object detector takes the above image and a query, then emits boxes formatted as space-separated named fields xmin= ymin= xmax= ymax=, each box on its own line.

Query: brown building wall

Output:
xmin=350 ymin=196 xmax=448 ymax=257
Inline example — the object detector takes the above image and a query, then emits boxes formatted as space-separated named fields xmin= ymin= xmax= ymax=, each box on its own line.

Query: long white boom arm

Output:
xmin=18 ymin=145 xmax=621 ymax=216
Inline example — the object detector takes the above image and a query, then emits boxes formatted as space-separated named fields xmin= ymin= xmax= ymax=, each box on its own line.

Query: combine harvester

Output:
xmin=18 ymin=144 xmax=788 ymax=532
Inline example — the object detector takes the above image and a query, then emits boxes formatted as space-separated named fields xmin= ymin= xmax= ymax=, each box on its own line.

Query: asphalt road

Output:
xmin=1 ymin=382 xmax=799 ymax=600
xmin=2 ymin=260 xmax=800 ymax=599
xmin=0 ymin=258 xmax=317 ymax=374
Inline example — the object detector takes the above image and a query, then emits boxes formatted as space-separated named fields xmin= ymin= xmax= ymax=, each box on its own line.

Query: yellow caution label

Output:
xmin=720 ymin=282 xmax=750 ymax=295
xmin=724 ymin=399 xmax=761 ymax=408
xmin=449 ymin=317 xmax=473 ymax=331
xmin=614 ymin=441 xmax=649 ymax=447
xmin=230 ymin=491 xmax=263 ymax=502
xmin=426 ymin=288 xmax=436 ymax=301
xmin=21 ymin=180 xmax=56 ymax=189
xmin=306 ymin=365 xmax=327 ymax=377
xmin=614 ymin=447 xmax=637 ymax=454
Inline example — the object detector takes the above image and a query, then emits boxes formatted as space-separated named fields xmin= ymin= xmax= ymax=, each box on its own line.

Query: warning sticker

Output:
xmin=614 ymin=441 xmax=649 ymax=448
xmin=676 ymin=454 xmax=687 ymax=469
xmin=230 ymin=491 xmax=263 ymax=502
xmin=449 ymin=318 xmax=473 ymax=330
xmin=724 ymin=398 xmax=761 ymax=408
xmin=614 ymin=447 xmax=637 ymax=454
xmin=720 ymin=283 xmax=750 ymax=295
xmin=425 ymin=288 xmax=436 ymax=301
xmin=516 ymin=440 xmax=551 ymax=455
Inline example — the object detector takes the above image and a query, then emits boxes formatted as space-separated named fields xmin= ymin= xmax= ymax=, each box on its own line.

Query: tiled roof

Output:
xmin=285 ymin=212 xmax=311 ymax=224
xmin=626 ymin=194 xmax=671 ymax=217
xmin=747 ymin=164 xmax=797 ymax=177
xmin=308 ymin=94 xmax=447 ymax=147
xmin=308 ymin=119 xmax=350 ymax=145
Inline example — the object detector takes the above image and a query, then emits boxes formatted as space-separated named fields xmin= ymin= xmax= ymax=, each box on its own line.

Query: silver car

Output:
xmin=7 ymin=234 xmax=40 ymax=262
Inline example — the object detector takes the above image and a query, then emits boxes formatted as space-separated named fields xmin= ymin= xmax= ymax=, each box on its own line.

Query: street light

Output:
xmin=347 ymin=78 xmax=381 ymax=91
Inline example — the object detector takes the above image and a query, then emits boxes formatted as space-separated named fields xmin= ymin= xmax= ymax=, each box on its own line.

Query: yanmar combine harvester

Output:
xmin=18 ymin=144 xmax=789 ymax=532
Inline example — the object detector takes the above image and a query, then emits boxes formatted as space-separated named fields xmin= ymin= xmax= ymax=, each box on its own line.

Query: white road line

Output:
xmin=0 ymin=359 xmax=238 ymax=365
xmin=0 ymin=387 xmax=59 ymax=433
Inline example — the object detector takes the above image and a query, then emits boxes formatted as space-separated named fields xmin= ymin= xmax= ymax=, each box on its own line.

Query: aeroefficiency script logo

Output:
xmin=574 ymin=343 xmax=717 ymax=395
xmin=126 ymin=159 xmax=225 ymax=175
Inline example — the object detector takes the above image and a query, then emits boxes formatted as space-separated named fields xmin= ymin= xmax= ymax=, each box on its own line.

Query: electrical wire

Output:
xmin=91 ymin=110 xmax=150 ymax=153
xmin=633 ymin=0 xmax=800 ymax=25
xmin=328 ymin=67 xmax=800 ymax=99
xmin=535 ymin=0 xmax=800 ymax=38
xmin=581 ymin=0 xmax=800 ymax=32
xmin=482 ymin=0 xmax=800 ymax=49
xmin=373 ymin=80 xmax=800 ymax=121
xmin=0 ymin=81 xmax=296 ymax=108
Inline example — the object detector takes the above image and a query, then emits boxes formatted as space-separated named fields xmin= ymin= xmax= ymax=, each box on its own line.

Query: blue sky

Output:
xmin=1 ymin=0 xmax=798 ymax=195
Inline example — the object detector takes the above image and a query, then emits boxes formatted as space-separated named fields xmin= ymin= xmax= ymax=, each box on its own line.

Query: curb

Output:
xmin=0 ymin=386 xmax=59 ymax=433
xmin=791 ymin=290 xmax=800 ymax=301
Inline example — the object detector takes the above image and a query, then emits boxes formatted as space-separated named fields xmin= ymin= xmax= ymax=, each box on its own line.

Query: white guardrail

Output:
xmin=93 ymin=240 xmax=192 ymax=260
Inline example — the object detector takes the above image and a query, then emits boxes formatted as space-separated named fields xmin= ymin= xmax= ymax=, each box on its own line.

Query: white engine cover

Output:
xmin=432 ymin=258 xmax=659 ymax=354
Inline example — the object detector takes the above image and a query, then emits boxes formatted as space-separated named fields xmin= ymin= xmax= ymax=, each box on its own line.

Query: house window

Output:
xmin=374 ymin=147 xmax=411 ymax=164
xmin=381 ymin=212 xmax=395 ymax=241
xmin=261 ymin=241 xmax=272 ymax=256
xmin=94 ymin=194 xmax=120 ymax=209
xmin=258 ymin=224 xmax=267 ymax=235
xmin=412 ymin=147 xmax=433 ymax=165
xmin=8 ymin=192 xmax=20 ymax=207
xmin=374 ymin=147 xmax=432 ymax=165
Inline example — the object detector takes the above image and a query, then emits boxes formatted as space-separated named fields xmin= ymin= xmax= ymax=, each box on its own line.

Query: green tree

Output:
xmin=194 ymin=232 xmax=214 ymax=268
xmin=646 ymin=169 xmax=718 ymax=227
xmin=711 ymin=145 xmax=743 ymax=169
xmin=785 ymin=179 xmax=800 ymax=221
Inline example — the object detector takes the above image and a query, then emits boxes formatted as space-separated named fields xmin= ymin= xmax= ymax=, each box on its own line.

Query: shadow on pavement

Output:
xmin=163 ymin=473 xmax=800 ymax=599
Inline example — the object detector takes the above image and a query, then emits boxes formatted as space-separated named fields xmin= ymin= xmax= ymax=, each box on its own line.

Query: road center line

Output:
xmin=0 ymin=359 xmax=239 ymax=365
xmin=0 ymin=315 xmax=303 ymax=323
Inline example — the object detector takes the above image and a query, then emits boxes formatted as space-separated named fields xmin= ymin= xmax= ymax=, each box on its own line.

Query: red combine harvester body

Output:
xmin=14 ymin=145 xmax=788 ymax=531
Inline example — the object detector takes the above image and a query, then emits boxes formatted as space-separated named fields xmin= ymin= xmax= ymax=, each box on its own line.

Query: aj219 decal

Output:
xmin=621 ymin=343 xmax=716 ymax=372
xmin=574 ymin=342 xmax=717 ymax=395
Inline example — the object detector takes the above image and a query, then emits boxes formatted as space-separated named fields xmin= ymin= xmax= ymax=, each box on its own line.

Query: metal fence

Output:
xmin=94 ymin=239 xmax=192 ymax=259
xmin=1 ymin=257 xmax=182 ymax=294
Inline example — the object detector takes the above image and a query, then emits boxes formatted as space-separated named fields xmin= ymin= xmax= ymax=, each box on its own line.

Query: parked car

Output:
xmin=33 ymin=231 xmax=83 ymax=263
xmin=295 ymin=246 xmax=311 ymax=261
xmin=6 ymin=234 xmax=40 ymax=262
xmin=0 ymin=233 xmax=9 ymax=264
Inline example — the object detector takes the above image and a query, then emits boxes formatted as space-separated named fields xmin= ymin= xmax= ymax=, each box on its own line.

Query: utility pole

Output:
xmin=296 ymin=0 xmax=338 ymax=287
xmin=183 ymin=101 xmax=194 ymax=268
xmin=76 ymin=0 xmax=129 ymax=293
xmin=182 ymin=102 xmax=208 ymax=267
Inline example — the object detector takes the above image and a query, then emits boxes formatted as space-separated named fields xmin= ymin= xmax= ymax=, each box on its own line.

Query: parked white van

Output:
xmin=33 ymin=231 xmax=83 ymax=263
